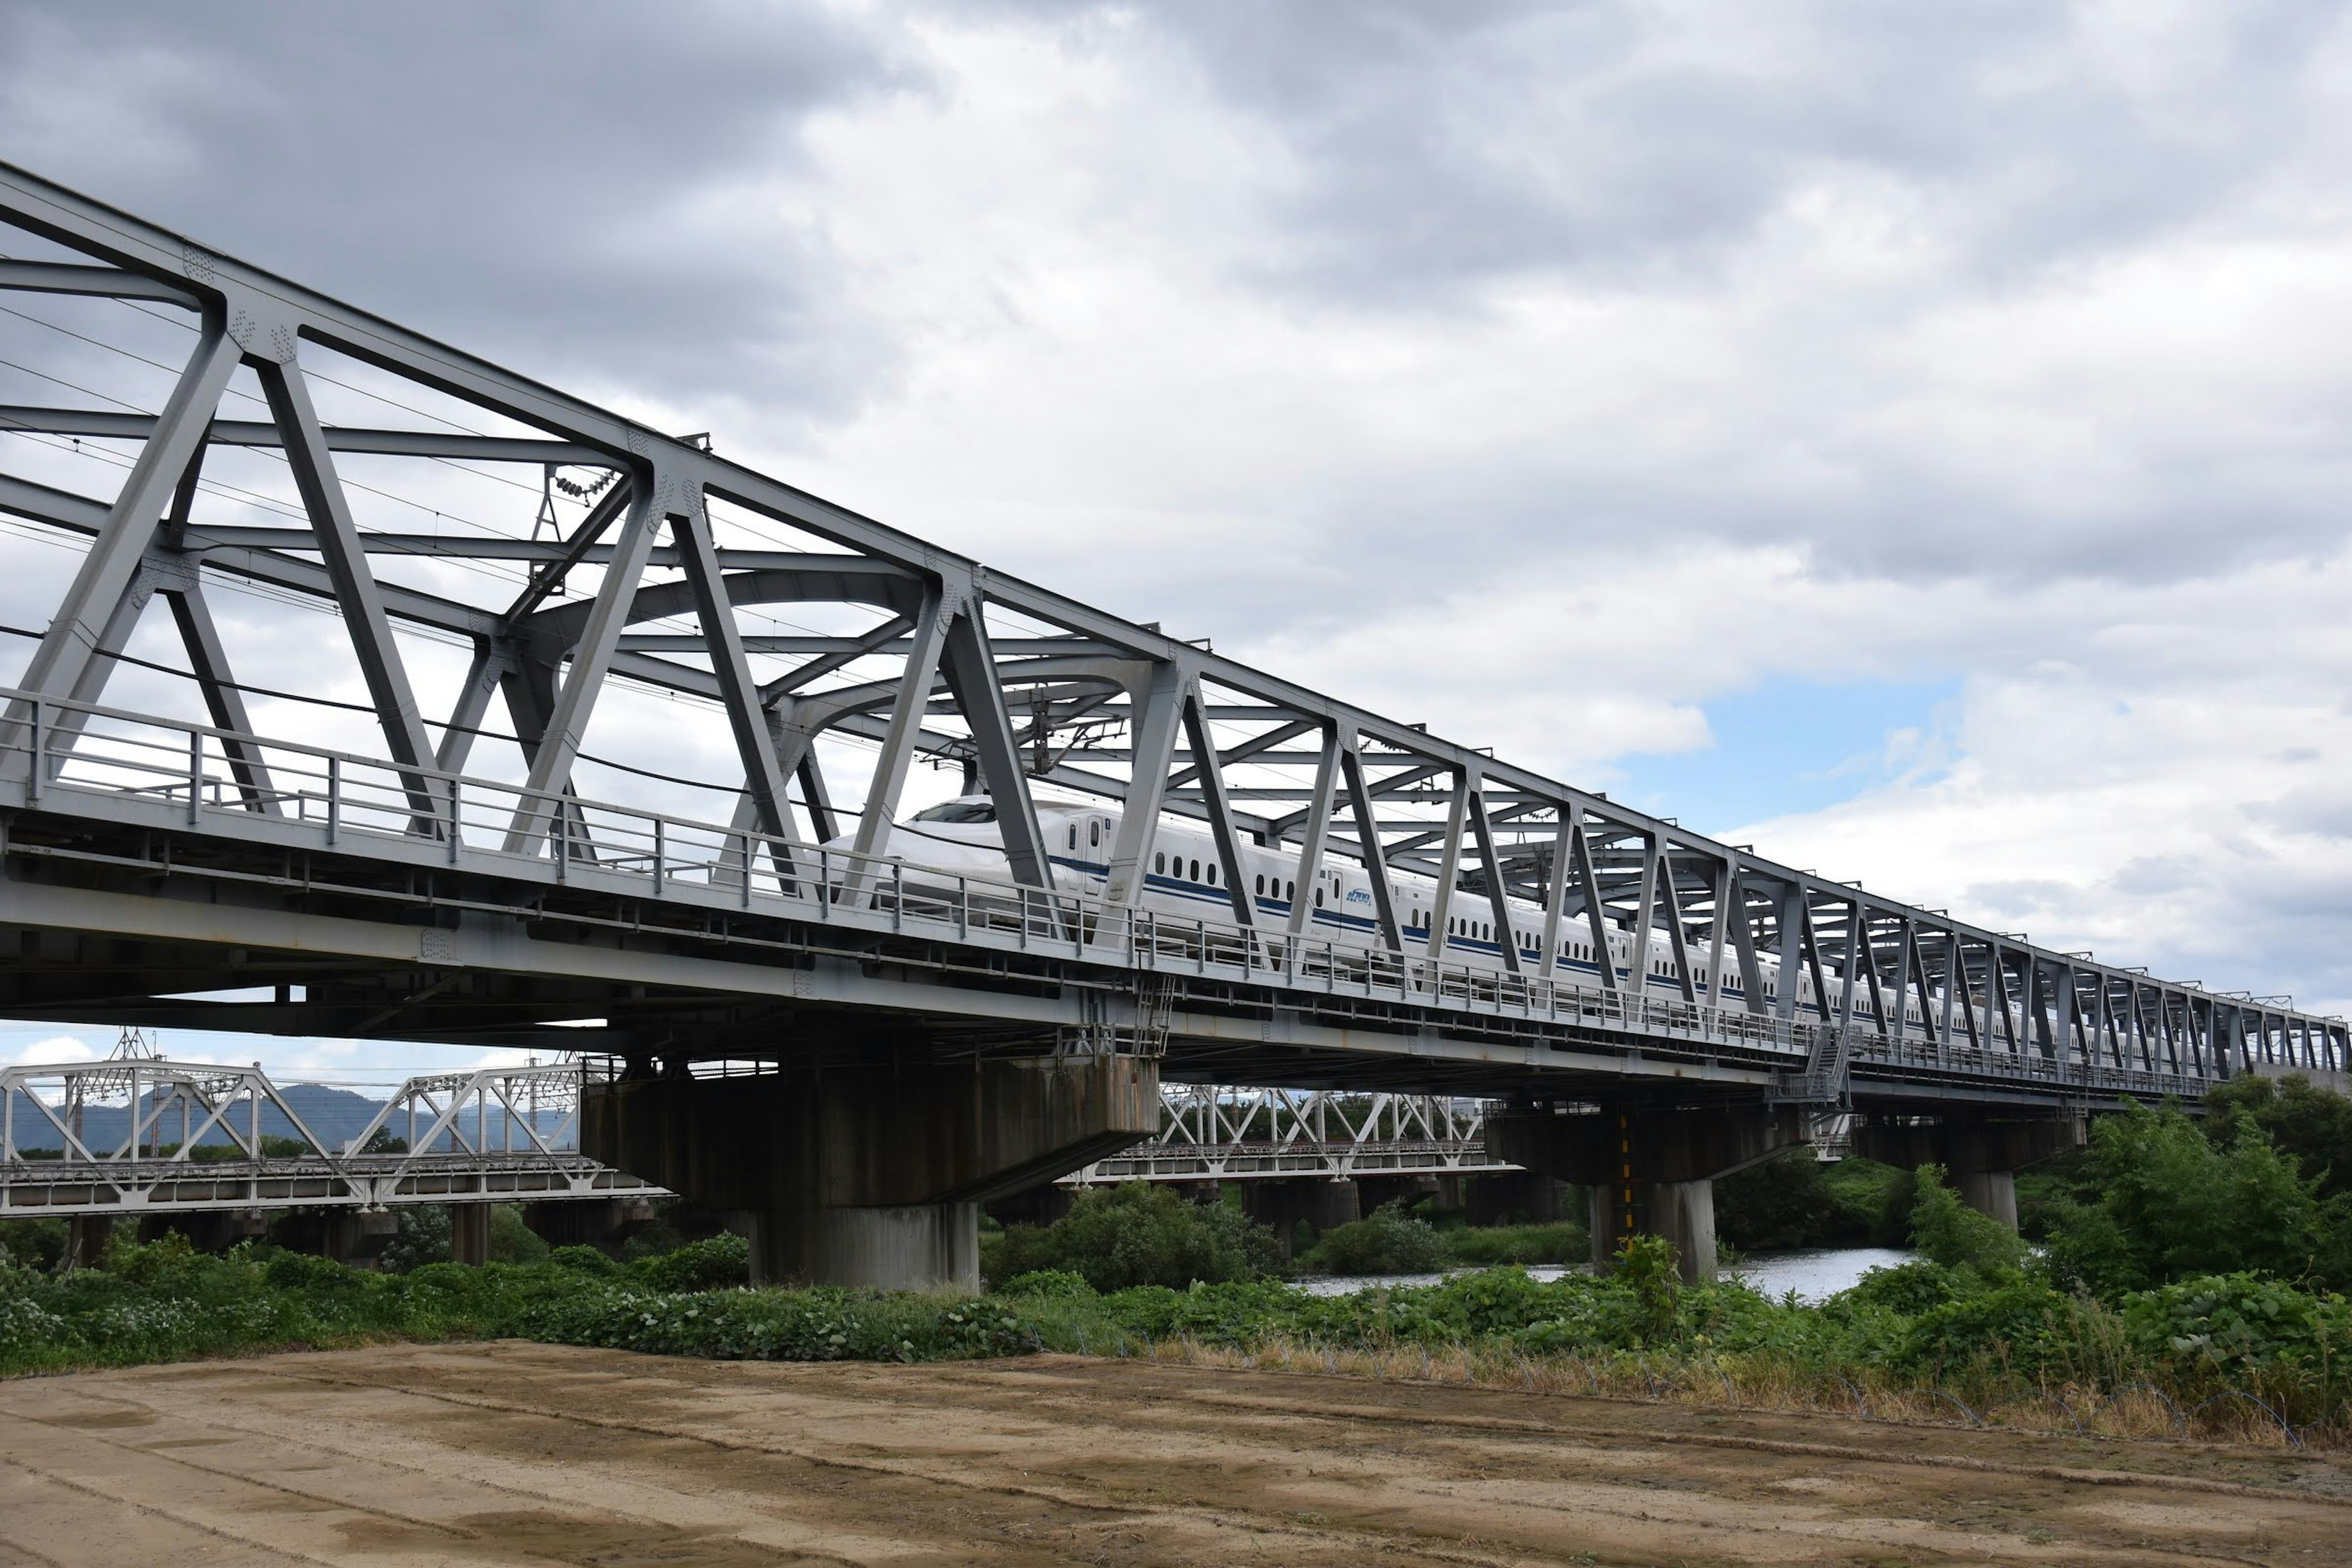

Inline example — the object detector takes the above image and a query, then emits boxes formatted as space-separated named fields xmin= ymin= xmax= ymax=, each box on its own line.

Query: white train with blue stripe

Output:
xmin=841 ymin=796 xmax=1945 ymax=1029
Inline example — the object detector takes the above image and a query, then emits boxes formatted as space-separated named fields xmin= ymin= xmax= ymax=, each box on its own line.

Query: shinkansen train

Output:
xmin=833 ymin=795 xmax=1962 ymax=1031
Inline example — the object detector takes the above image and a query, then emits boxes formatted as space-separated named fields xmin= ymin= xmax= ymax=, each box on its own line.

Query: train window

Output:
xmin=1255 ymin=874 xmax=1265 ymax=895
xmin=913 ymin=800 xmax=996 ymax=823
xmin=1190 ymin=859 xmax=1200 ymax=881
xmin=1286 ymin=880 xmax=1295 ymax=900
xmin=1089 ymin=820 xmax=1101 ymax=847
xmin=1068 ymin=825 xmax=1079 ymax=850
xmin=1315 ymin=888 xmax=1324 ymax=907
xmin=1207 ymin=864 xmax=1218 ymax=886
xmin=1154 ymin=853 xmax=1165 ymax=874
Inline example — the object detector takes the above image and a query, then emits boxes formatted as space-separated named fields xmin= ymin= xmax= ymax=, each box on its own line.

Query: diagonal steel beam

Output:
xmin=1182 ymin=682 xmax=1256 ymax=929
xmin=1284 ymin=724 xmax=1343 ymax=937
xmin=7 ymin=309 xmax=240 ymax=726
xmin=160 ymin=579 xmax=279 ymax=813
xmin=672 ymin=491 xmax=792 ymax=846
xmin=1468 ymin=781 xmax=1521 ymax=976
xmin=257 ymin=355 xmax=443 ymax=831
xmin=504 ymin=478 xmax=665 ymax=852
xmin=1339 ymin=742 xmax=1403 ymax=952
xmin=845 ymin=582 xmax=953 ymax=885
xmin=940 ymin=604 xmax=1051 ymax=889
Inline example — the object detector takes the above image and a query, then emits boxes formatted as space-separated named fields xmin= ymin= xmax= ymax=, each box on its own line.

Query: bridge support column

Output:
xmin=450 ymin=1204 xmax=491 ymax=1267
xmin=1487 ymin=1102 xmax=1806 ymax=1284
xmin=1243 ymin=1178 xmax=1360 ymax=1257
xmin=524 ymin=1197 xmax=658 ymax=1254
xmin=273 ymin=1209 xmax=398 ymax=1268
xmin=66 ymin=1215 xmax=111 ymax=1269
xmin=1464 ymin=1170 xmax=1566 ymax=1226
xmin=1852 ymin=1114 xmax=2084 ymax=1232
xmin=585 ymin=1053 xmax=1158 ymax=1292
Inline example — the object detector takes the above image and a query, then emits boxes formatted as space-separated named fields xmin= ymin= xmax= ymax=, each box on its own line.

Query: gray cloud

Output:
xmin=0 ymin=0 xmax=916 ymax=420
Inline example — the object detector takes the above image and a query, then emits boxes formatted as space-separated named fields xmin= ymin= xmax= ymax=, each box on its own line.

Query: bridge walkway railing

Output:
xmin=0 ymin=687 xmax=2234 ymax=1101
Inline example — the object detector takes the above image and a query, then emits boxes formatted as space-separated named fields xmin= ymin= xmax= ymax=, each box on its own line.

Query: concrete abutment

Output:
xmin=584 ymin=1053 xmax=1158 ymax=1291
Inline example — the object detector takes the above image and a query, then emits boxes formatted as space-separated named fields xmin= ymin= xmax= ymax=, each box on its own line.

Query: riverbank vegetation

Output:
xmin=6 ymin=1084 xmax=2350 ymax=1444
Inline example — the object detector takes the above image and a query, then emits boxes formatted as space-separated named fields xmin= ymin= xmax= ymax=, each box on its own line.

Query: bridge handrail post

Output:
xmin=325 ymin=754 xmax=340 ymax=843
xmin=892 ymin=857 xmax=903 ymax=932
xmin=24 ymin=695 xmax=39 ymax=805
xmin=651 ymin=817 xmax=665 ymax=895
xmin=447 ymin=776 xmax=462 ymax=862
xmin=956 ymin=873 xmax=968 ymax=940
xmin=186 ymin=727 xmax=202 ymax=826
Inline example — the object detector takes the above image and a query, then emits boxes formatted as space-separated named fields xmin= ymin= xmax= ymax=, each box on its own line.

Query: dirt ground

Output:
xmin=0 ymin=1344 xmax=2346 ymax=1566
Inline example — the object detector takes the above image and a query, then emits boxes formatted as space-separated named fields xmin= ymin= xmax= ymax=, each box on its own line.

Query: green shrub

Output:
xmin=547 ymin=1244 xmax=620 ymax=1276
xmin=2043 ymin=1101 xmax=2320 ymax=1297
xmin=983 ymin=1183 xmax=1280 ymax=1291
xmin=998 ymin=1268 xmax=1096 ymax=1298
xmin=2120 ymin=1272 xmax=2346 ymax=1381
xmin=1297 ymin=1201 xmax=1448 ymax=1275
xmin=1908 ymin=1166 xmax=2027 ymax=1281
xmin=634 ymin=1233 xmax=750 ymax=1293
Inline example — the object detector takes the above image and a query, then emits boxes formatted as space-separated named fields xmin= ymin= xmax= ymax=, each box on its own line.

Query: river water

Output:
xmin=1293 ymin=1245 xmax=1910 ymax=1303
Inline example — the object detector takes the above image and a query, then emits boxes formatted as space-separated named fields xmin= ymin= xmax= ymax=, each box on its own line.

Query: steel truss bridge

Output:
xmin=0 ymin=1055 xmax=1517 ymax=1219
xmin=1068 ymin=1085 xmax=1507 ymax=1184
xmin=0 ymin=1058 xmax=660 ymax=1219
xmin=0 ymin=159 xmax=2339 ymax=1129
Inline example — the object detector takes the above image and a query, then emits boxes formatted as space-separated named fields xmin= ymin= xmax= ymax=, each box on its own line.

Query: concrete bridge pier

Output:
xmin=1463 ymin=1169 xmax=1568 ymax=1226
xmin=137 ymin=1208 xmax=267 ymax=1253
xmin=585 ymin=1053 xmax=1158 ymax=1291
xmin=276 ymin=1208 xmax=399 ymax=1268
xmin=1487 ymin=1102 xmax=1807 ymax=1283
xmin=524 ymin=1197 xmax=659 ymax=1255
xmin=1243 ymin=1178 xmax=1361 ymax=1257
xmin=66 ymin=1215 xmax=110 ymax=1269
xmin=450 ymin=1204 xmax=491 ymax=1266
xmin=1852 ymin=1114 xmax=2085 ymax=1231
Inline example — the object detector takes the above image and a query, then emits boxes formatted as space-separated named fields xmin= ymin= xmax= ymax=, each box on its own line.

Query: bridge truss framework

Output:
xmin=0 ymin=157 xmax=2336 ymax=1127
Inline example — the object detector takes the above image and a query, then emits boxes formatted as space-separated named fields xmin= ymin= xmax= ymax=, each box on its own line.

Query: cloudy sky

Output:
xmin=3 ymin=0 xmax=2351 ymax=1084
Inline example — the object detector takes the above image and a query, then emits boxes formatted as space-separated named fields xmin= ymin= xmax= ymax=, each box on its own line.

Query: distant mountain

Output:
xmin=4 ymin=1080 xmax=575 ymax=1157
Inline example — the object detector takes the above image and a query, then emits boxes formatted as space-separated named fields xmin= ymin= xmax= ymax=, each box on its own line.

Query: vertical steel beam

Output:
xmin=504 ymin=480 xmax=665 ymax=852
xmin=940 ymin=605 xmax=1052 ymax=888
xmin=1834 ymin=901 xmax=1863 ymax=1030
xmin=1729 ymin=870 xmax=1768 ymax=1014
xmin=1105 ymin=661 xmax=1184 ymax=907
xmin=1538 ymin=811 xmax=1574 ymax=978
xmin=1702 ymin=855 xmax=1733 ymax=1008
xmin=1624 ymin=829 xmax=1660 ymax=997
xmin=257 ymin=357 xmax=443 ymax=828
xmin=1773 ymin=884 xmax=1805 ymax=1022
xmin=10 ymin=309 xmax=240 ymax=719
xmin=1988 ymin=943 xmax=2016 ymax=1054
